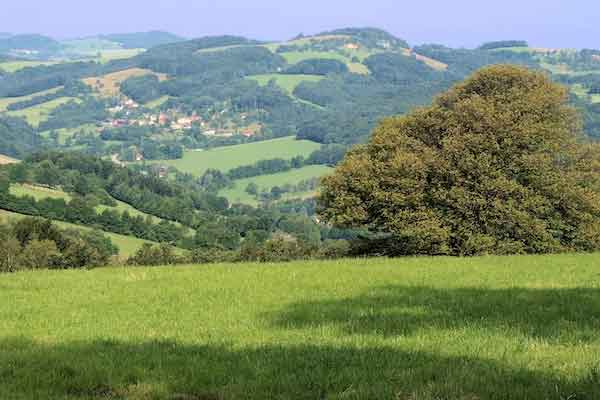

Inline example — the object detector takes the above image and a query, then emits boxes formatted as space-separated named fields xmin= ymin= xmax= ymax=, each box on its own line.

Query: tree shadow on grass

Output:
xmin=1 ymin=337 xmax=599 ymax=400
xmin=268 ymin=286 xmax=600 ymax=343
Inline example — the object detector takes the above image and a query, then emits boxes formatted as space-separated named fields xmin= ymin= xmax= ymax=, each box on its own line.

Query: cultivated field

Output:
xmin=220 ymin=164 xmax=332 ymax=205
xmin=82 ymin=68 xmax=167 ymax=97
xmin=150 ymin=136 xmax=322 ymax=176
xmin=0 ymin=154 xmax=19 ymax=164
xmin=1 ymin=254 xmax=599 ymax=399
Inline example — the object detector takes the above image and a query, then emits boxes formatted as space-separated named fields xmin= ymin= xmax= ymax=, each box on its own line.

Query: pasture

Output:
xmin=0 ymin=86 xmax=63 ymax=112
xmin=278 ymin=50 xmax=369 ymax=74
xmin=219 ymin=164 xmax=332 ymax=205
xmin=149 ymin=136 xmax=322 ymax=176
xmin=248 ymin=74 xmax=324 ymax=95
xmin=0 ymin=60 xmax=58 ymax=73
xmin=6 ymin=97 xmax=80 ymax=127
xmin=1 ymin=254 xmax=599 ymax=399
xmin=7 ymin=183 xmax=191 ymax=232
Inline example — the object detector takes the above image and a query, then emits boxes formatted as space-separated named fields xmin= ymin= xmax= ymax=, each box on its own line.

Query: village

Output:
xmin=104 ymin=97 xmax=260 ymax=138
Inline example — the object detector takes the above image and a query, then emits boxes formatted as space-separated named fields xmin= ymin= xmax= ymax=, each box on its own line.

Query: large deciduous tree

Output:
xmin=319 ymin=65 xmax=600 ymax=256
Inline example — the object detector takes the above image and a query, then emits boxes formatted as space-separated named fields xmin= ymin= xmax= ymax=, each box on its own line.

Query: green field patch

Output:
xmin=248 ymin=74 xmax=324 ymax=95
xmin=39 ymin=124 xmax=99 ymax=145
xmin=147 ymin=137 xmax=322 ymax=176
xmin=219 ymin=165 xmax=332 ymax=205
xmin=144 ymin=95 xmax=170 ymax=109
xmin=279 ymin=50 xmax=370 ymax=75
xmin=94 ymin=48 xmax=144 ymax=63
xmin=9 ymin=184 xmax=71 ymax=202
xmin=0 ymin=87 xmax=63 ymax=112
xmin=280 ymin=50 xmax=350 ymax=65
xmin=0 ymin=253 xmax=599 ymax=398
xmin=0 ymin=60 xmax=58 ymax=73
xmin=8 ymin=183 xmax=192 ymax=234
xmin=6 ymin=97 xmax=81 ymax=127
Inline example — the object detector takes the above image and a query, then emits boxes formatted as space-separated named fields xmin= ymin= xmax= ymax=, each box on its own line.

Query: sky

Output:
xmin=2 ymin=0 xmax=599 ymax=49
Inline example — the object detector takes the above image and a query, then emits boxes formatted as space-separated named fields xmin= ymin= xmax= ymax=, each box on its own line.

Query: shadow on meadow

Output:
xmin=268 ymin=286 xmax=600 ymax=343
xmin=1 ymin=337 xmax=599 ymax=399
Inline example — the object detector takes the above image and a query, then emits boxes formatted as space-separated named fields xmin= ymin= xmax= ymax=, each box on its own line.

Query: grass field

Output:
xmin=278 ymin=50 xmax=369 ymax=74
xmin=248 ymin=74 xmax=324 ymax=95
xmin=94 ymin=49 xmax=145 ymax=63
xmin=9 ymin=183 xmax=72 ymax=201
xmin=220 ymin=165 xmax=332 ymax=205
xmin=144 ymin=95 xmax=170 ymax=109
xmin=0 ymin=86 xmax=63 ymax=111
xmin=0 ymin=254 xmax=599 ymax=399
xmin=149 ymin=137 xmax=322 ymax=176
xmin=6 ymin=97 xmax=80 ymax=127
xmin=0 ymin=60 xmax=58 ymax=73
xmin=0 ymin=209 xmax=151 ymax=258
xmin=39 ymin=123 xmax=99 ymax=145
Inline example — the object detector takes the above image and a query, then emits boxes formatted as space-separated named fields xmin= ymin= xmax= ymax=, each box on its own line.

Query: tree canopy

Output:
xmin=319 ymin=65 xmax=600 ymax=256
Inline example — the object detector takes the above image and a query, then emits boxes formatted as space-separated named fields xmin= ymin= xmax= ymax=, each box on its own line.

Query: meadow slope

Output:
xmin=1 ymin=254 xmax=599 ymax=399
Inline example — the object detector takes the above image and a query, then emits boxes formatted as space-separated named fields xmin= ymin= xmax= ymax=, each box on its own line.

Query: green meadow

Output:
xmin=0 ymin=60 xmax=58 ymax=73
xmin=248 ymin=74 xmax=324 ymax=95
xmin=220 ymin=164 xmax=332 ymax=205
xmin=0 ymin=87 xmax=63 ymax=112
xmin=6 ymin=97 xmax=81 ymax=127
xmin=1 ymin=254 xmax=599 ymax=399
xmin=279 ymin=50 xmax=369 ymax=74
xmin=149 ymin=136 xmax=322 ymax=176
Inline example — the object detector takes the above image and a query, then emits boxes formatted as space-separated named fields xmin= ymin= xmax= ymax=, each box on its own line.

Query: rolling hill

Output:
xmin=0 ymin=27 xmax=599 ymax=216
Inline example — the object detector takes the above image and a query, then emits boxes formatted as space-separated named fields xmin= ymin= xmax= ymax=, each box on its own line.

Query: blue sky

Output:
xmin=3 ymin=0 xmax=598 ymax=48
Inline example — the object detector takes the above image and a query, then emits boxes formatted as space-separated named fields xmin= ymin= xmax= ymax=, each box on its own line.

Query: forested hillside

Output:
xmin=0 ymin=27 xmax=599 ymax=221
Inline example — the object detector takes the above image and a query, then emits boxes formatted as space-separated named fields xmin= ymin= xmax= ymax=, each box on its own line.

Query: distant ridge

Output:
xmin=99 ymin=31 xmax=185 ymax=49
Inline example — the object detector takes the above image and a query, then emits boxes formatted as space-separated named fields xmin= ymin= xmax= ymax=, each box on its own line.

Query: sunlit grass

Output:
xmin=146 ymin=136 xmax=322 ymax=177
xmin=0 ymin=254 xmax=599 ymax=399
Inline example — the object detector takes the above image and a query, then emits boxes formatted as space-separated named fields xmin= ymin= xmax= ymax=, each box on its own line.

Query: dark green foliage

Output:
xmin=0 ymin=116 xmax=44 ymax=158
xmin=6 ymin=80 xmax=90 ymax=111
xmin=126 ymin=243 xmax=181 ymax=266
xmin=364 ymin=52 xmax=446 ymax=84
xmin=285 ymin=59 xmax=348 ymax=75
xmin=0 ymin=62 xmax=99 ymax=97
xmin=136 ymin=41 xmax=275 ymax=77
xmin=413 ymin=44 xmax=538 ymax=76
xmin=119 ymin=74 xmax=162 ymax=103
xmin=320 ymin=65 xmax=600 ymax=256
xmin=0 ymin=217 xmax=118 ymax=271
xmin=38 ymin=97 xmax=108 ymax=131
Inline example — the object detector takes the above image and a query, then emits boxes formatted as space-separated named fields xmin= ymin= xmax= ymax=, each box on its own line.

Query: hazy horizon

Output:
xmin=2 ymin=0 xmax=599 ymax=49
